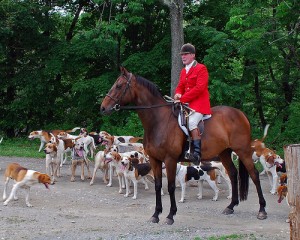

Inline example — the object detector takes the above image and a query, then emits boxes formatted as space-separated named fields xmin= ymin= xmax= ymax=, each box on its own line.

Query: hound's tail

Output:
xmin=129 ymin=137 xmax=143 ymax=143
xmin=260 ymin=124 xmax=270 ymax=142
xmin=66 ymin=127 xmax=81 ymax=133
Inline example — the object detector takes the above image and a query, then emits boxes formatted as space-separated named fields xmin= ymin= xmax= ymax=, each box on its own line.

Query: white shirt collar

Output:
xmin=185 ymin=60 xmax=195 ymax=74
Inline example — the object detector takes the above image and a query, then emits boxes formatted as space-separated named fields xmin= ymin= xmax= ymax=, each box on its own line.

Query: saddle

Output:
xmin=173 ymin=103 xmax=211 ymax=162
xmin=175 ymin=104 xmax=211 ymax=137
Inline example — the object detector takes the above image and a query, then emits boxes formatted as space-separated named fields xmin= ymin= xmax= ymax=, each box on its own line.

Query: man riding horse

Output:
xmin=174 ymin=43 xmax=211 ymax=165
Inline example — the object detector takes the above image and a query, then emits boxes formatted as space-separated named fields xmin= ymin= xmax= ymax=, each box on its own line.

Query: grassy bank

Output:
xmin=0 ymin=137 xmax=44 ymax=158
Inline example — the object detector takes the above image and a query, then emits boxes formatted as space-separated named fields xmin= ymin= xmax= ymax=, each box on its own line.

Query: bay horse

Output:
xmin=100 ymin=67 xmax=267 ymax=225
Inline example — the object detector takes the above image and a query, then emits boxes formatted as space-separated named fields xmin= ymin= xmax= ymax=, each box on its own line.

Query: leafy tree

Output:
xmin=0 ymin=0 xmax=299 ymax=154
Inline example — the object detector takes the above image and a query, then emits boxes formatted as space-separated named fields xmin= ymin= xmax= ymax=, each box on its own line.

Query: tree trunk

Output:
xmin=253 ymin=68 xmax=267 ymax=128
xmin=162 ymin=0 xmax=184 ymax=95
xmin=66 ymin=2 xmax=85 ymax=42
xmin=284 ymin=144 xmax=300 ymax=239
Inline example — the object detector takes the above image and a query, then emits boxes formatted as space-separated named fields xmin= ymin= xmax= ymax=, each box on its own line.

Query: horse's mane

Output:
xmin=136 ymin=75 xmax=164 ymax=98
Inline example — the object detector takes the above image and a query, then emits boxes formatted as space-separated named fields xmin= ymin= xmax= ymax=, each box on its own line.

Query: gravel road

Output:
xmin=0 ymin=156 xmax=290 ymax=240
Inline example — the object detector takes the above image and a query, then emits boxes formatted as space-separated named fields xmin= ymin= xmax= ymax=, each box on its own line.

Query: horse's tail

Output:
xmin=239 ymin=159 xmax=249 ymax=201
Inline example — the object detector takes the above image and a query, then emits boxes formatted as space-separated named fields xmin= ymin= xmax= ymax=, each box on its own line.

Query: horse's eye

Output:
xmin=116 ymin=84 xmax=122 ymax=90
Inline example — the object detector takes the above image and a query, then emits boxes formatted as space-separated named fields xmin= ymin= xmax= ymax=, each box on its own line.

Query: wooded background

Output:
xmin=0 ymin=0 xmax=299 ymax=154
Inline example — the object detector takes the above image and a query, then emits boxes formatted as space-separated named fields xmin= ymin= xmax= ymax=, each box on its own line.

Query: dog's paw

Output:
xmin=178 ymin=199 xmax=184 ymax=203
xmin=132 ymin=196 xmax=137 ymax=200
xmin=118 ymin=189 xmax=123 ymax=194
xmin=106 ymin=183 xmax=112 ymax=187
xmin=3 ymin=201 xmax=8 ymax=206
xmin=227 ymin=196 xmax=232 ymax=199
xmin=70 ymin=178 xmax=75 ymax=182
xmin=197 ymin=196 xmax=203 ymax=200
xmin=212 ymin=197 xmax=218 ymax=201
xmin=26 ymin=203 xmax=33 ymax=207
xmin=13 ymin=196 xmax=18 ymax=201
xmin=89 ymin=181 xmax=94 ymax=186
xmin=124 ymin=194 xmax=129 ymax=198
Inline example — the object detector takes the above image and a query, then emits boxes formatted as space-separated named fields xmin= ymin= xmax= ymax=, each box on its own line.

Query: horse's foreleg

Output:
xmin=165 ymin=178 xmax=177 ymax=225
xmin=164 ymin=159 xmax=177 ymax=225
xmin=150 ymin=176 xmax=163 ymax=223
xmin=149 ymin=160 xmax=163 ymax=224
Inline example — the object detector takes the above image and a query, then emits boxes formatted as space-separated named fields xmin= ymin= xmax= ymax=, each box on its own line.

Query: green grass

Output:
xmin=0 ymin=137 xmax=45 ymax=158
xmin=194 ymin=233 xmax=256 ymax=240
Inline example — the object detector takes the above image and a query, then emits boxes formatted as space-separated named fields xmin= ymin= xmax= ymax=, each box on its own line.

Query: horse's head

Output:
xmin=101 ymin=67 xmax=134 ymax=115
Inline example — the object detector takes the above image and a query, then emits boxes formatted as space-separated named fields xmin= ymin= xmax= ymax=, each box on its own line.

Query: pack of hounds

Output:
xmin=2 ymin=125 xmax=288 ymax=217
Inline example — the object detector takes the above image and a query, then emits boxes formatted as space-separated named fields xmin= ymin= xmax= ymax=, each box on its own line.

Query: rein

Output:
xmin=117 ymin=102 xmax=174 ymax=111
xmin=107 ymin=72 xmax=175 ymax=111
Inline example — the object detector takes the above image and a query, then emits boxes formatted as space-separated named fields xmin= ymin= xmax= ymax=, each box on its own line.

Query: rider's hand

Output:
xmin=174 ymin=93 xmax=182 ymax=100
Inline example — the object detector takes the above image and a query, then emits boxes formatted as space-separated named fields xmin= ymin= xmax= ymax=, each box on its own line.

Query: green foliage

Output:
xmin=100 ymin=112 xmax=144 ymax=137
xmin=0 ymin=0 xmax=298 ymax=156
xmin=123 ymin=36 xmax=171 ymax=94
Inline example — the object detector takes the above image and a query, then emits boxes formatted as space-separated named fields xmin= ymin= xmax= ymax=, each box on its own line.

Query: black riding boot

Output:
xmin=191 ymin=139 xmax=201 ymax=165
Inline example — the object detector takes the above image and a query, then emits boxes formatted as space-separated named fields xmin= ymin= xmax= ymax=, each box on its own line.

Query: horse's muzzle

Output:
xmin=100 ymin=106 xmax=112 ymax=115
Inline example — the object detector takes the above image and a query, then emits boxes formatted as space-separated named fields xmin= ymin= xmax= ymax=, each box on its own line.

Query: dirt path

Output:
xmin=0 ymin=156 xmax=290 ymax=240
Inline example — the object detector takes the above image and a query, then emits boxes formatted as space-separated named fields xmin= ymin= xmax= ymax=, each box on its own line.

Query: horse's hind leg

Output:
xmin=149 ymin=159 xmax=163 ymax=224
xmin=237 ymin=151 xmax=267 ymax=220
xmin=219 ymin=150 xmax=239 ymax=215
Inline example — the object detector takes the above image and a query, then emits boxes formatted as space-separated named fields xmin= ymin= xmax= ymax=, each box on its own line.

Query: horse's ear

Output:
xmin=120 ymin=66 xmax=126 ymax=74
xmin=120 ymin=66 xmax=130 ymax=78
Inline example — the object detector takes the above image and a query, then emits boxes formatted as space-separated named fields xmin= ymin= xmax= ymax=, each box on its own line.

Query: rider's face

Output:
xmin=181 ymin=53 xmax=195 ymax=65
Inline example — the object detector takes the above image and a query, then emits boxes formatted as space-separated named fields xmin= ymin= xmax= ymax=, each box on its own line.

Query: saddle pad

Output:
xmin=178 ymin=113 xmax=212 ymax=136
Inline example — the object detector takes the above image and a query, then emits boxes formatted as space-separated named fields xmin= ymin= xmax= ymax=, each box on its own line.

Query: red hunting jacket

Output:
xmin=175 ymin=61 xmax=211 ymax=114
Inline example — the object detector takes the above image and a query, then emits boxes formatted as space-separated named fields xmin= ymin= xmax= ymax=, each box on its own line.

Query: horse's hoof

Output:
xmin=149 ymin=217 xmax=159 ymax=223
xmin=257 ymin=211 xmax=267 ymax=220
xmin=222 ymin=207 xmax=234 ymax=215
xmin=165 ymin=218 xmax=174 ymax=225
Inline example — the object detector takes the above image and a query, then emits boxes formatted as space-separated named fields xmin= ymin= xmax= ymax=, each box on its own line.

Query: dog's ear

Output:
xmin=131 ymin=157 xmax=139 ymax=166
xmin=135 ymin=169 xmax=139 ymax=179
xmin=115 ymin=152 xmax=121 ymax=161
xmin=75 ymin=136 xmax=82 ymax=141
xmin=38 ymin=173 xmax=51 ymax=184
xmin=198 ymin=169 xmax=204 ymax=176
xmin=266 ymin=155 xmax=275 ymax=163
xmin=108 ymin=136 xmax=114 ymax=142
